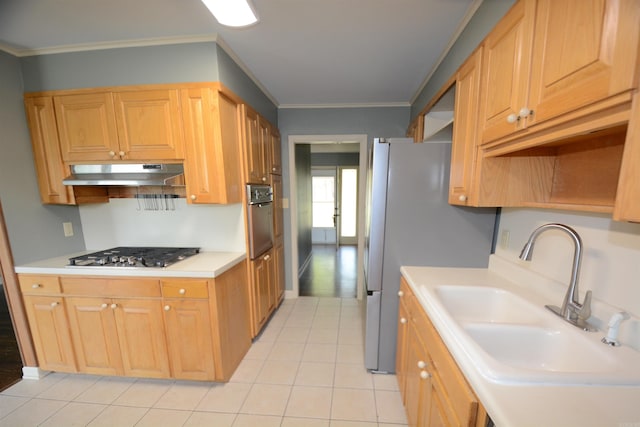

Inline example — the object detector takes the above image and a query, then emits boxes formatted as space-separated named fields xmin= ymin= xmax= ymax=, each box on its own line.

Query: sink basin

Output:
xmin=421 ymin=284 xmax=640 ymax=385
xmin=433 ymin=285 xmax=544 ymax=324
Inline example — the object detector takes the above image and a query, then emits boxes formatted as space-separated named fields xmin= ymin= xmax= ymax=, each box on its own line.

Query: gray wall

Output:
xmin=294 ymin=145 xmax=312 ymax=271
xmin=410 ymin=0 xmax=516 ymax=119
xmin=278 ymin=106 xmax=410 ymax=291
xmin=311 ymin=152 xmax=359 ymax=167
xmin=0 ymin=51 xmax=85 ymax=264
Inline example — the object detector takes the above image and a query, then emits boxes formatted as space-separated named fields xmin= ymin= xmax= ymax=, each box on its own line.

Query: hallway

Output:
xmin=298 ymin=245 xmax=357 ymax=298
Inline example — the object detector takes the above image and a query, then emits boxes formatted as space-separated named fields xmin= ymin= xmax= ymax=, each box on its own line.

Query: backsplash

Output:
xmin=494 ymin=207 xmax=640 ymax=348
xmin=79 ymin=199 xmax=246 ymax=252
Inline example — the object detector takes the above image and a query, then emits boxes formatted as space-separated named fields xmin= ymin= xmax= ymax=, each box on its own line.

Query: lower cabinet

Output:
xmin=397 ymin=277 xmax=487 ymax=427
xmin=18 ymin=262 xmax=251 ymax=382
xmin=249 ymin=250 xmax=274 ymax=336
xmin=66 ymin=297 xmax=170 ymax=378
xmin=163 ymin=298 xmax=216 ymax=381
xmin=21 ymin=294 xmax=76 ymax=373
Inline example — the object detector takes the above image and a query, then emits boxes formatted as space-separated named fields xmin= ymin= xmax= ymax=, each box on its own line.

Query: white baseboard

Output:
xmin=284 ymin=290 xmax=297 ymax=299
xmin=22 ymin=366 xmax=50 ymax=380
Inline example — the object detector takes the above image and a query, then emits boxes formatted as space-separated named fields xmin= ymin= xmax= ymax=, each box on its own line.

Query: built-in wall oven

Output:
xmin=246 ymin=184 xmax=274 ymax=260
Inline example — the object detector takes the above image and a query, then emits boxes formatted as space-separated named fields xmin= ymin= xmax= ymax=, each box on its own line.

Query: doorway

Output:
xmin=288 ymin=134 xmax=367 ymax=299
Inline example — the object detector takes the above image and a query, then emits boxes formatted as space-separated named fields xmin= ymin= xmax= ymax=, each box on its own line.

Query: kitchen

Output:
xmin=1 ymin=0 xmax=640 ymax=426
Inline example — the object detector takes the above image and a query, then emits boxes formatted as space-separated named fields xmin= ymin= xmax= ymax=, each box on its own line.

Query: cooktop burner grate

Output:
xmin=68 ymin=247 xmax=200 ymax=268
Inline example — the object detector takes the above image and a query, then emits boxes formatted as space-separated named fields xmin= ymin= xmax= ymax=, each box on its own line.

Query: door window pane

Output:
xmin=312 ymin=176 xmax=335 ymax=228
xmin=340 ymin=168 xmax=357 ymax=237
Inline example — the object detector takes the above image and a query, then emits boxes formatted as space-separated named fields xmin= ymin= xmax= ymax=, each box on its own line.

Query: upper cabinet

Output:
xmin=55 ymin=89 xmax=184 ymax=162
xmin=181 ymin=86 xmax=243 ymax=204
xmin=478 ymin=0 xmax=640 ymax=147
xmin=25 ymin=83 xmax=280 ymax=206
xmin=448 ymin=48 xmax=482 ymax=206
xmin=242 ymin=105 xmax=280 ymax=183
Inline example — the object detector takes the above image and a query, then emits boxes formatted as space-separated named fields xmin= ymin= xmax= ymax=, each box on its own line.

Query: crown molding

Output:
xmin=0 ymin=42 xmax=20 ymax=56
xmin=279 ymin=102 xmax=410 ymax=109
xmin=409 ymin=0 xmax=484 ymax=105
xmin=2 ymin=34 xmax=220 ymax=57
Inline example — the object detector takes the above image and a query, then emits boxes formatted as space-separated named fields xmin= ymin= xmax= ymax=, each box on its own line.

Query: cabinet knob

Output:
xmin=263 ymin=254 xmax=271 ymax=261
xmin=458 ymin=194 xmax=467 ymax=202
xmin=50 ymin=301 xmax=59 ymax=307
xmin=272 ymin=167 xmax=277 ymax=172
xmin=179 ymin=288 xmax=186 ymax=295
xmin=109 ymin=151 xmax=116 ymax=157
xmin=398 ymin=290 xmax=404 ymax=297
xmin=420 ymin=370 xmax=430 ymax=380
xmin=110 ymin=303 xmax=118 ymax=309
xmin=31 ymin=283 xmax=41 ymax=289
xmin=119 ymin=151 xmax=126 ymax=158
xmin=164 ymin=305 xmax=171 ymax=311
xmin=190 ymin=194 xmax=197 ymax=200
xmin=519 ymin=107 xmax=532 ymax=118
xmin=506 ymin=113 xmax=519 ymax=124
xmin=400 ymin=317 xmax=407 ymax=324
xmin=417 ymin=360 xmax=427 ymax=369
xmin=101 ymin=303 xmax=108 ymax=309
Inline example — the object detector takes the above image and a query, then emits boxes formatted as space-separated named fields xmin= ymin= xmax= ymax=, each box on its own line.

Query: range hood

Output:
xmin=63 ymin=163 xmax=184 ymax=186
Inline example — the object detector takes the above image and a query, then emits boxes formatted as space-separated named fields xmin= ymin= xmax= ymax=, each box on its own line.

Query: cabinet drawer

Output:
xmin=161 ymin=280 xmax=209 ymax=299
xmin=19 ymin=274 xmax=61 ymax=294
xmin=61 ymin=277 xmax=161 ymax=297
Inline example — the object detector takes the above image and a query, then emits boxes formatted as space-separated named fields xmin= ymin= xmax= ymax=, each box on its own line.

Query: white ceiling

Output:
xmin=0 ymin=0 xmax=478 ymax=108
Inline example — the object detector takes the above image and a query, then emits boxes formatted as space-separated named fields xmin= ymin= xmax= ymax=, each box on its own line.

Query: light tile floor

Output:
xmin=0 ymin=297 xmax=408 ymax=426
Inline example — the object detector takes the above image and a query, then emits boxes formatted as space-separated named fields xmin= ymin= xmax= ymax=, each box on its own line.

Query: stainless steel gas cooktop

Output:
xmin=68 ymin=247 xmax=200 ymax=268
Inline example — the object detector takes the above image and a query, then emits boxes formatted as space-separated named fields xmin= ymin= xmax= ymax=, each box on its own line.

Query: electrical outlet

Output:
xmin=500 ymin=230 xmax=510 ymax=249
xmin=63 ymin=222 xmax=74 ymax=237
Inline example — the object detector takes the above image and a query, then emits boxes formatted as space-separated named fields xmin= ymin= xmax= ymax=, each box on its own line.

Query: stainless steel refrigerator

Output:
xmin=363 ymin=137 xmax=496 ymax=373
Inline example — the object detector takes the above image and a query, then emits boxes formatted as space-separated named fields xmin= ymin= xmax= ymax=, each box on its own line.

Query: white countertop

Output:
xmin=400 ymin=263 xmax=640 ymax=427
xmin=15 ymin=251 xmax=246 ymax=279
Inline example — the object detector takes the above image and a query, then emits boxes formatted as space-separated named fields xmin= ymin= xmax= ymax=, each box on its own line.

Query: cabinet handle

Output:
xmin=262 ymin=176 xmax=267 ymax=182
xmin=119 ymin=151 xmax=126 ymax=157
xmin=109 ymin=151 xmax=116 ymax=157
xmin=190 ymin=195 xmax=197 ymax=200
xmin=31 ymin=283 xmax=41 ymax=289
xmin=400 ymin=317 xmax=407 ymax=324
xmin=417 ymin=360 xmax=427 ymax=369
xmin=398 ymin=290 xmax=404 ymax=297
xmin=263 ymin=254 xmax=271 ymax=261
xmin=420 ymin=370 xmax=430 ymax=380
xmin=164 ymin=305 xmax=171 ymax=311
xmin=110 ymin=303 xmax=118 ymax=309
xmin=506 ymin=113 xmax=519 ymax=124
xmin=179 ymin=288 xmax=186 ymax=295
xmin=101 ymin=303 xmax=108 ymax=309
xmin=50 ymin=301 xmax=59 ymax=308
xmin=519 ymin=107 xmax=532 ymax=118
xmin=458 ymin=194 xmax=467 ymax=202
xmin=272 ymin=167 xmax=277 ymax=172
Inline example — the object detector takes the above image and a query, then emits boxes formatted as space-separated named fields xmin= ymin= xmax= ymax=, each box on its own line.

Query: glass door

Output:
xmin=337 ymin=167 xmax=358 ymax=246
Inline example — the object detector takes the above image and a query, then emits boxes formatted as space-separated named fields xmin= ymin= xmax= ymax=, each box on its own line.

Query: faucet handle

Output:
xmin=578 ymin=290 xmax=592 ymax=320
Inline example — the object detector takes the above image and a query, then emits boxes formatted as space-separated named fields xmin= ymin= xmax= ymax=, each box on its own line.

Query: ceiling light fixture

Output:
xmin=201 ymin=0 xmax=259 ymax=27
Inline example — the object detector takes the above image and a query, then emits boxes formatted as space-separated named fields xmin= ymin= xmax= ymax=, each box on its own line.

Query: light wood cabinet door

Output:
xmin=112 ymin=298 xmax=170 ymax=378
xmin=66 ymin=297 xmax=122 ymax=376
xmin=272 ymin=240 xmax=284 ymax=306
xmin=113 ymin=89 xmax=184 ymax=161
xmin=449 ymin=48 xmax=482 ymax=206
xmin=22 ymin=295 xmax=76 ymax=373
xmin=405 ymin=319 xmax=431 ymax=427
xmin=250 ymin=250 xmax=274 ymax=334
xmin=478 ymin=0 xmax=536 ymax=144
xmin=181 ymin=87 xmax=243 ymax=204
xmin=54 ymin=92 xmax=120 ymax=162
xmin=528 ymin=0 xmax=640 ymax=127
xmin=163 ymin=299 xmax=215 ymax=381
xmin=396 ymin=282 xmax=410 ymax=401
xmin=269 ymin=128 xmax=282 ymax=175
xmin=244 ymin=106 xmax=266 ymax=183
xmin=24 ymin=96 xmax=76 ymax=205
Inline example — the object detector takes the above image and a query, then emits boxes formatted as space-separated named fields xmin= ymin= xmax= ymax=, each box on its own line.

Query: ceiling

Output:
xmin=0 ymin=0 xmax=478 ymax=108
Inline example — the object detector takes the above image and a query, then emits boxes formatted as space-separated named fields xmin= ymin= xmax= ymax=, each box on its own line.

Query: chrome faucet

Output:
xmin=519 ymin=223 xmax=596 ymax=331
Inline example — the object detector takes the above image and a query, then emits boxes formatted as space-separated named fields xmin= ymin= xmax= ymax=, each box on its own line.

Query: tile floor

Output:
xmin=0 ymin=297 xmax=408 ymax=426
